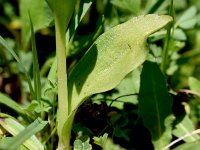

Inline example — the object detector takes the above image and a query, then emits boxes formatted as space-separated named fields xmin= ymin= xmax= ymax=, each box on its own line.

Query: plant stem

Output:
xmin=161 ymin=0 xmax=174 ymax=73
xmin=45 ymin=1 xmax=75 ymax=148
xmin=55 ymin=17 xmax=69 ymax=149
xmin=160 ymin=24 xmax=171 ymax=73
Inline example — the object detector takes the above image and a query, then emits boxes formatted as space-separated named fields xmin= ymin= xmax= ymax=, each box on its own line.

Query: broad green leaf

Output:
xmin=68 ymin=14 xmax=173 ymax=112
xmin=172 ymin=140 xmax=200 ymax=150
xmin=138 ymin=61 xmax=174 ymax=150
xmin=173 ymin=115 xmax=200 ymax=142
xmin=111 ymin=68 xmax=141 ymax=109
xmin=189 ymin=77 xmax=200 ymax=94
xmin=20 ymin=0 xmax=53 ymax=48
xmin=0 ymin=92 xmax=25 ymax=115
xmin=0 ymin=115 xmax=47 ymax=150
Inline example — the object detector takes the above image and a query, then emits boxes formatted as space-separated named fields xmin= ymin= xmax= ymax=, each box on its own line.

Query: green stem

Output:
xmin=59 ymin=110 xmax=77 ymax=150
xmin=147 ymin=0 xmax=165 ymax=14
xmin=55 ymin=18 xmax=69 ymax=149
xmin=161 ymin=24 xmax=172 ymax=73
xmin=45 ymin=1 xmax=75 ymax=149
xmin=161 ymin=0 xmax=174 ymax=73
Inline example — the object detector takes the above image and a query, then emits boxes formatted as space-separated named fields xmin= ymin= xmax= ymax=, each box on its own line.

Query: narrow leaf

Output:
xmin=68 ymin=14 xmax=173 ymax=112
xmin=20 ymin=0 xmax=53 ymax=48
xmin=138 ymin=61 xmax=174 ymax=150
xmin=0 ymin=92 xmax=25 ymax=115
xmin=147 ymin=0 xmax=166 ymax=14
xmin=66 ymin=0 xmax=94 ymax=43
xmin=29 ymin=13 xmax=42 ymax=101
xmin=0 ymin=115 xmax=47 ymax=150
xmin=0 ymin=36 xmax=35 ymax=98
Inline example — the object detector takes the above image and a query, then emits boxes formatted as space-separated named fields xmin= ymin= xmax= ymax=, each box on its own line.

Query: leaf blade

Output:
xmin=20 ymin=0 xmax=53 ymax=48
xmin=29 ymin=13 xmax=42 ymax=101
xmin=0 ymin=36 xmax=35 ymax=98
xmin=173 ymin=115 xmax=200 ymax=142
xmin=138 ymin=61 xmax=174 ymax=150
xmin=68 ymin=14 xmax=173 ymax=111
xmin=189 ymin=77 xmax=200 ymax=94
xmin=0 ymin=115 xmax=47 ymax=150
xmin=0 ymin=92 xmax=25 ymax=115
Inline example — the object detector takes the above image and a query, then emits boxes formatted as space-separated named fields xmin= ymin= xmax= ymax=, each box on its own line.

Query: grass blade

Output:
xmin=0 ymin=36 xmax=35 ymax=98
xmin=0 ymin=116 xmax=47 ymax=150
xmin=161 ymin=0 xmax=174 ymax=73
xmin=147 ymin=0 xmax=166 ymax=14
xmin=0 ymin=92 xmax=25 ymax=115
xmin=29 ymin=13 xmax=41 ymax=101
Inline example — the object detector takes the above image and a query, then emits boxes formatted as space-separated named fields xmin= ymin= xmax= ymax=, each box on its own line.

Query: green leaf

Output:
xmin=68 ymin=14 xmax=173 ymax=112
xmin=113 ymin=127 xmax=130 ymax=141
xmin=42 ymin=0 xmax=93 ymax=103
xmin=20 ymin=0 xmax=53 ymax=48
xmin=103 ymin=138 xmax=125 ymax=150
xmin=73 ymin=139 xmax=92 ymax=150
xmin=179 ymin=18 xmax=197 ymax=29
xmin=0 ymin=115 xmax=47 ymax=150
xmin=0 ymin=36 xmax=35 ymax=99
xmin=176 ymin=6 xmax=197 ymax=29
xmin=147 ymin=0 xmax=166 ymax=14
xmin=173 ymin=29 xmax=187 ymax=41
xmin=66 ymin=0 xmax=94 ymax=44
xmin=110 ymin=0 xmax=141 ymax=14
xmin=111 ymin=68 xmax=141 ymax=108
xmin=23 ymin=100 xmax=39 ymax=112
xmin=29 ymin=13 xmax=42 ymax=101
xmin=173 ymin=115 xmax=200 ymax=142
xmin=138 ymin=61 xmax=174 ymax=150
xmin=189 ymin=77 xmax=200 ymax=94
xmin=172 ymin=140 xmax=200 ymax=150
xmin=0 ymin=92 xmax=25 ymax=115
xmin=93 ymin=133 xmax=108 ymax=148
xmin=46 ymin=0 xmax=75 ymax=31
xmin=177 ymin=6 xmax=197 ymax=23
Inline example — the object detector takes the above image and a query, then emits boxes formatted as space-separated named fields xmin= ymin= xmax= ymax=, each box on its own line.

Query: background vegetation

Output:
xmin=0 ymin=0 xmax=200 ymax=149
